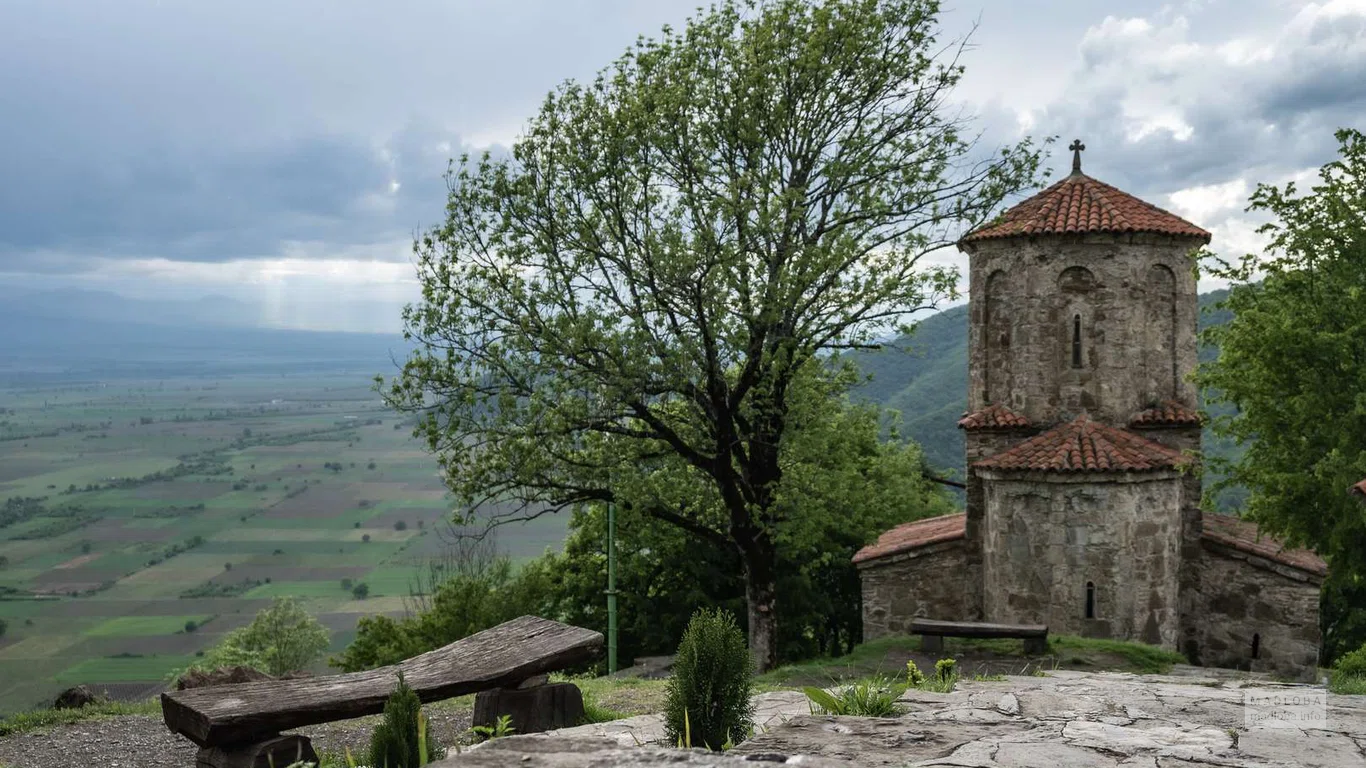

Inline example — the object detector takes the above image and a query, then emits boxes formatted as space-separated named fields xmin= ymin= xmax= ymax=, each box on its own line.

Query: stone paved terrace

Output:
xmin=437 ymin=669 xmax=1364 ymax=767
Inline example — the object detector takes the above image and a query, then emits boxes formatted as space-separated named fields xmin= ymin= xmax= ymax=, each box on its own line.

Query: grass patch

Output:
xmin=1329 ymin=674 xmax=1366 ymax=695
xmin=0 ymin=698 xmax=160 ymax=736
xmin=759 ymin=636 xmax=918 ymax=685
xmin=1048 ymin=636 xmax=1187 ymax=674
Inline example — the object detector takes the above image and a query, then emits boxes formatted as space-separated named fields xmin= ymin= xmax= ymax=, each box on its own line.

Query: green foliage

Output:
xmin=177 ymin=597 xmax=329 ymax=680
xmin=351 ymin=582 xmax=370 ymax=600
xmin=333 ymin=542 xmax=542 ymax=671
xmin=934 ymin=657 xmax=956 ymax=682
xmin=468 ymin=714 xmax=515 ymax=741
xmin=1330 ymin=640 xmax=1366 ymax=693
xmin=904 ymin=659 xmax=924 ymax=686
xmin=1196 ymin=128 xmax=1366 ymax=663
xmin=664 ymin=609 xmax=755 ymax=751
xmin=804 ymin=675 xmax=903 ymax=716
xmin=368 ymin=673 xmax=443 ymax=768
xmin=382 ymin=0 xmax=1048 ymax=671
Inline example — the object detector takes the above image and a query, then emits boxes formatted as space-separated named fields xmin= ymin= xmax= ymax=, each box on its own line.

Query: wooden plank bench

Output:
xmin=910 ymin=618 xmax=1049 ymax=655
xmin=161 ymin=615 xmax=603 ymax=768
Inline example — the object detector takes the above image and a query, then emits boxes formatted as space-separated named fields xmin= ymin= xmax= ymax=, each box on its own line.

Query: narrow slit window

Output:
xmin=1085 ymin=581 xmax=1095 ymax=619
xmin=1251 ymin=633 xmax=1260 ymax=660
xmin=1071 ymin=314 xmax=1083 ymax=368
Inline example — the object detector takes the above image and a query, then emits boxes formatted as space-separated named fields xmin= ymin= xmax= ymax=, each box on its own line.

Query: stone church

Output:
xmin=855 ymin=142 xmax=1327 ymax=680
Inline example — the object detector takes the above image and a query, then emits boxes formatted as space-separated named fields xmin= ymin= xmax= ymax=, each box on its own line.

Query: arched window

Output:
xmin=1251 ymin=633 xmax=1261 ymax=660
xmin=1072 ymin=314 xmax=1083 ymax=368
xmin=1085 ymin=581 xmax=1096 ymax=619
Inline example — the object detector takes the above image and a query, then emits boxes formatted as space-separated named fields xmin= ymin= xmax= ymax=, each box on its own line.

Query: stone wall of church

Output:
xmin=1188 ymin=542 xmax=1322 ymax=681
xmin=1132 ymin=425 xmax=1205 ymax=660
xmin=962 ymin=232 xmax=1203 ymax=428
xmin=980 ymin=470 xmax=1183 ymax=647
xmin=962 ymin=429 xmax=1036 ymax=622
xmin=858 ymin=540 xmax=968 ymax=640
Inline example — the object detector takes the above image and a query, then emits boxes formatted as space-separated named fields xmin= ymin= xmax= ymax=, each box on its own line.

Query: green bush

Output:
xmin=1332 ymin=643 xmax=1366 ymax=692
xmin=368 ymin=672 xmax=442 ymax=768
xmin=664 ymin=608 xmax=754 ymax=751
xmin=1335 ymin=644 xmax=1366 ymax=678
xmin=171 ymin=597 xmax=328 ymax=681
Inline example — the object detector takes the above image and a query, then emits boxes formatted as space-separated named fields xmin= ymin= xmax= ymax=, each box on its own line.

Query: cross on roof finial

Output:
xmin=1069 ymin=139 xmax=1086 ymax=175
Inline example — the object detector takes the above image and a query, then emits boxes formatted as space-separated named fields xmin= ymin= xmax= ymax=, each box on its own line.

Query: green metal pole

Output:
xmin=606 ymin=501 xmax=618 ymax=674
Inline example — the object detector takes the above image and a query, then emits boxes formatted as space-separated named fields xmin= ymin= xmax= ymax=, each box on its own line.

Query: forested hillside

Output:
xmin=849 ymin=290 xmax=1234 ymax=482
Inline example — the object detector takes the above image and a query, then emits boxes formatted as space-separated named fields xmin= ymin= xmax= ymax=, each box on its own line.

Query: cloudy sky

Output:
xmin=1 ymin=0 xmax=1362 ymax=332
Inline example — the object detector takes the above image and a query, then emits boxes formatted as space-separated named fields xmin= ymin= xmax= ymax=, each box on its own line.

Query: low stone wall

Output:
xmin=858 ymin=539 xmax=967 ymax=639
xmin=1189 ymin=541 xmax=1322 ymax=681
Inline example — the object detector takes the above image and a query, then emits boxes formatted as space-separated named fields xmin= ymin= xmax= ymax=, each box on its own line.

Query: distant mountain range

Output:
xmin=847 ymin=290 xmax=1234 ymax=479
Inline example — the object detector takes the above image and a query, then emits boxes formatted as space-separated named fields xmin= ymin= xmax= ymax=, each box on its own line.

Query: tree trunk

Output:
xmin=740 ymin=536 xmax=779 ymax=673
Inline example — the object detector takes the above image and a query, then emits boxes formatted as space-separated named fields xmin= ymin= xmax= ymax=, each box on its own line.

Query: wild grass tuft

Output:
xmin=804 ymin=675 xmax=904 ymax=717
xmin=0 ymin=699 xmax=160 ymax=736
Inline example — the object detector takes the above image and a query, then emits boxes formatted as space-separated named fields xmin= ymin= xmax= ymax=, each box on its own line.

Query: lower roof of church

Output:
xmin=853 ymin=511 xmax=1327 ymax=576
xmin=973 ymin=414 xmax=1188 ymax=473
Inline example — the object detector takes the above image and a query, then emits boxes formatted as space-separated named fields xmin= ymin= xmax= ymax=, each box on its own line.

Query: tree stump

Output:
xmin=472 ymin=681 xmax=585 ymax=735
xmin=196 ymin=734 xmax=317 ymax=768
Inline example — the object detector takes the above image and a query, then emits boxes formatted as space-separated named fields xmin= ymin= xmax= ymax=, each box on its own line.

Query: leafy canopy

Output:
xmin=179 ymin=597 xmax=330 ymax=679
xmin=1196 ymin=127 xmax=1366 ymax=660
xmin=383 ymin=0 xmax=1048 ymax=670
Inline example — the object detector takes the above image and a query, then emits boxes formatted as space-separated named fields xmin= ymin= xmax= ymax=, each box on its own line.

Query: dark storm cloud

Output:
xmin=0 ymin=0 xmax=702 ymax=272
xmin=0 ymin=124 xmax=474 ymax=266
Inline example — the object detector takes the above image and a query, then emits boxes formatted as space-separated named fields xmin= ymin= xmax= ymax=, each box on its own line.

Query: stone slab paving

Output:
xmin=438 ymin=670 xmax=1364 ymax=766
xmin=729 ymin=670 xmax=1365 ymax=766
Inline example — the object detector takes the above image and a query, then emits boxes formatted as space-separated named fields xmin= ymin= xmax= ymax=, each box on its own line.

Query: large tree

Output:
xmin=1197 ymin=128 xmax=1366 ymax=661
xmin=384 ymin=0 xmax=1049 ymax=670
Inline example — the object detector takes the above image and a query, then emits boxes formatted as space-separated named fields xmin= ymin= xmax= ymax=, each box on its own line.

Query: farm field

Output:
xmin=0 ymin=372 xmax=569 ymax=714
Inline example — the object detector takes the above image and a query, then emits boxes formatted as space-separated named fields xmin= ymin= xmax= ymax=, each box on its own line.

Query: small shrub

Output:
xmin=362 ymin=534 xmax=371 ymax=543
xmin=184 ymin=620 xmax=198 ymax=633
xmin=1331 ymin=644 xmax=1366 ymax=693
xmin=394 ymin=520 xmax=408 ymax=531
xmin=352 ymin=582 xmax=370 ymax=600
xmin=664 ymin=608 xmax=754 ymax=751
xmin=905 ymin=660 xmax=925 ymax=686
xmin=935 ymin=657 xmax=957 ymax=682
xmin=368 ymin=672 xmax=443 ymax=767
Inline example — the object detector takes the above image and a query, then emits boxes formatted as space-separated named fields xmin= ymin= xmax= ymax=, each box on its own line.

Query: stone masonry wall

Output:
xmin=980 ymin=470 xmax=1183 ymax=647
xmin=962 ymin=430 xmax=1035 ymax=622
xmin=962 ymin=232 xmax=1203 ymax=427
xmin=859 ymin=540 xmax=968 ymax=640
xmin=1133 ymin=425 xmax=1205 ymax=661
xmin=1191 ymin=542 xmax=1322 ymax=681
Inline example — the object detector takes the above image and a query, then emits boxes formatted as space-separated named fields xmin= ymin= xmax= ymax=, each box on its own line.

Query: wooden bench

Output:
xmin=910 ymin=618 xmax=1049 ymax=655
xmin=161 ymin=615 xmax=603 ymax=768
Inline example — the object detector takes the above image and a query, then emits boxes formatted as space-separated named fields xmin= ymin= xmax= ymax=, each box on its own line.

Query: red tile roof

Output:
xmin=1352 ymin=479 xmax=1366 ymax=497
xmin=853 ymin=513 xmax=966 ymax=565
xmin=960 ymin=173 xmax=1211 ymax=244
xmin=1201 ymin=513 xmax=1327 ymax=576
xmin=958 ymin=404 xmax=1031 ymax=431
xmin=1129 ymin=401 xmax=1204 ymax=428
xmin=973 ymin=414 xmax=1189 ymax=473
